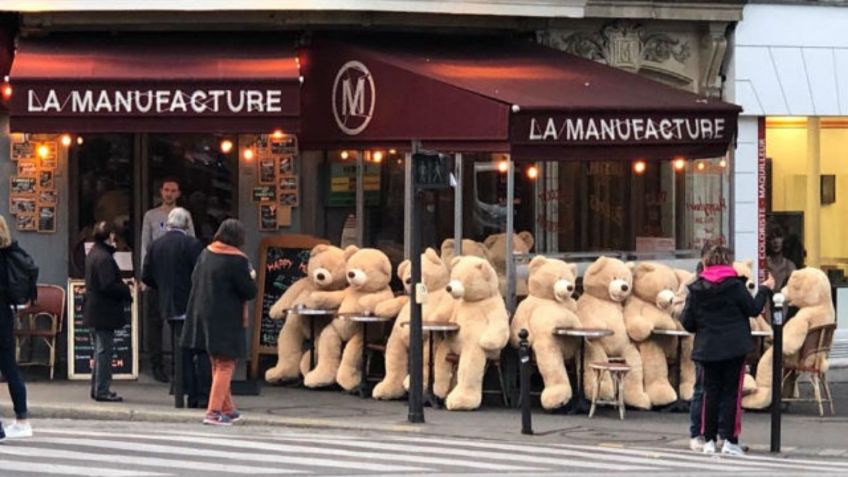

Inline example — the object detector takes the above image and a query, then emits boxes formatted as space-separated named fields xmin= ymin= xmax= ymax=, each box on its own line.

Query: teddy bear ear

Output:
xmin=637 ymin=262 xmax=655 ymax=273
xmin=397 ymin=260 xmax=410 ymax=279
xmin=424 ymin=247 xmax=441 ymax=265
xmin=518 ymin=231 xmax=535 ymax=250
xmin=528 ymin=255 xmax=547 ymax=272
xmin=441 ymin=238 xmax=454 ymax=254
xmin=475 ymin=260 xmax=492 ymax=279
xmin=343 ymin=245 xmax=359 ymax=260
xmin=626 ymin=261 xmax=637 ymax=270
xmin=450 ymin=256 xmax=463 ymax=269
xmin=483 ymin=234 xmax=500 ymax=249
xmin=310 ymin=244 xmax=329 ymax=257
xmin=568 ymin=263 xmax=578 ymax=277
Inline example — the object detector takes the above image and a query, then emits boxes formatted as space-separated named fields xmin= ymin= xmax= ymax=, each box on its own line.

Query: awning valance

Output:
xmin=8 ymin=34 xmax=301 ymax=133
xmin=300 ymin=37 xmax=741 ymax=161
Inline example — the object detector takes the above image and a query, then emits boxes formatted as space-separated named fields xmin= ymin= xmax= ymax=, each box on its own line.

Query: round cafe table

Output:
xmin=402 ymin=320 xmax=460 ymax=408
xmin=338 ymin=313 xmax=395 ymax=398
xmin=553 ymin=327 xmax=614 ymax=414
xmin=286 ymin=306 xmax=337 ymax=371
xmin=651 ymin=328 xmax=693 ymax=412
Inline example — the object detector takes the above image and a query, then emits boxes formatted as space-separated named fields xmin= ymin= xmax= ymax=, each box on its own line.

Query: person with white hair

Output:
xmin=142 ymin=207 xmax=209 ymax=407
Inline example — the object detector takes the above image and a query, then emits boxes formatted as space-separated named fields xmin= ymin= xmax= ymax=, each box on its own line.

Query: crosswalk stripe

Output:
xmin=34 ymin=436 xmax=421 ymax=473
xmin=555 ymin=443 xmax=848 ymax=473
xmin=0 ymin=443 xmax=294 ymax=475
xmin=632 ymin=444 xmax=848 ymax=470
xmin=39 ymin=429 xmax=542 ymax=472
xmin=0 ymin=460 xmax=164 ymax=477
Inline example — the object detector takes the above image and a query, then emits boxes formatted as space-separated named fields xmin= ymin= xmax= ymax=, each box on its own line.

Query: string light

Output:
xmin=340 ymin=150 xmax=349 ymax=160
xmin=219 ymin=139 xmax=234 ymax=154
xmin=37 ymin=144 xmax=50 ymax=159
xmin=526 ymin=165 xmax=539 ymax=180
xmin=272 ymin=130 xmax=284 ymax=139
xmin=719 ymin=158 xmax=728 ymax=168
xmin=633 ymin=160 xmax=647 ymax=175
xmin=697 ymin=161 xmax=706 ymax=171
xmin=76 ymin=136 xmax=84 ymax=146
xmin=60 ymin=134 xmax=72 ymax=147
xmin=243 ymin=148 xmax=255 ymax=161
xmin=1 ymin=84 xmax=11 ymax=100
xmin=389 ymin=149 xmax=397 ymax=155
xmin=497 ymin=159 xmax=509 ymax=173
xmin=673 ymin=157 xmax=686 ymax=172
xmin=373 ymin=151 xmax=384 ymax=163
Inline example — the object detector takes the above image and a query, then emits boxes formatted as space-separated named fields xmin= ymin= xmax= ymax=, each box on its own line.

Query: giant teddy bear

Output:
xmin=482 ymin=231 xmax=535 ymax=296
xmin=371 ymin=248 xmax=454 ymax=400
xmin=431 ymin=256 xmax=510 ymax=411
xmin=742 ymin=267 xmax=835 ymax=409
xmin=577 ymin=256 xmax=652 ymax=409
xmin=623 ymin=262 xmax=681 ymax=407
xmin=303 ymin=247 xmax=395 ymax=391
xmin=265 ymin=244 xmax=348 ymax=384
xmin=733 ymin=260 xmax=773 ymax=335
xmin=510 ymin=256 xmax=582 ymax=410
xmin=671 ymin=268 xmax=696 ymax=401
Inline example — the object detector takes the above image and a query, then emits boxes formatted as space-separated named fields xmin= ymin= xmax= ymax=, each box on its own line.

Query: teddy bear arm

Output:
xmin=428 ymin=296 xmax=456 ymax=323
xmin=358 ymin=289 xmax=396 ymax=314
xmin=479 ymin=310 xmax=510 ymax=352
xmin=782 ymin=314 xmax=811 ymax=355
xmin=306 ymin=289 xmax=347 ymax=310
xmin=269 ymin=278 xmax=311 ymax=319
xmin=374 ymin=295 xmax=409 ymax=318
xmin=623 ymin=301 xmax=654 ymax=342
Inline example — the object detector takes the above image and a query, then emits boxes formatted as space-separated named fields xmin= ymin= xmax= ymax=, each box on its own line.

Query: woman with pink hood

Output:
xmin=681 ymin=245 xmax=774 ymax=456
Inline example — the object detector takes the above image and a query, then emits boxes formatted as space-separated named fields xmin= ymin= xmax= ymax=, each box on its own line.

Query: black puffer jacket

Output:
xmin=681 ymin=276 xmax=771 ymax=362
xmin=84 ymin=240 xmax=132 ymax=330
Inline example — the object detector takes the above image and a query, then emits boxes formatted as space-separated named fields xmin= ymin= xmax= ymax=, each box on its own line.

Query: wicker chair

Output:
xmin=781 ymin=323 xmax=837 ymax=417
xmin=14 ymin=285 xmax=66 ymax=380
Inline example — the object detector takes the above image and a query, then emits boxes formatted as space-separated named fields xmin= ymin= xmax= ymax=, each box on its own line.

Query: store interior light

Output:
xmin=220 ymin=139 xmax=234 ymax=154
xmin=673 ymin=157 xmax=687 ymax=172
xmin=526 ymin=165 xmax=539 ymax=180
xmin=243 ymin=148 xmax=255 ymax=161
xmin=37 ymin=144 xmax=50 ymax=159
xmin=389 ymin=149 xmax=397 ymax=155
xmin=340 ymin=150 xmax=350 ymax=160
xmin=272 ymin=129 xmax=284 ymax=139
xmin=373 ymin=151 xmax=384 ymax=163
xmin=1 ymin=83 xmax=11 ymax=100
xmin=498 ymin=159 xmax=509 ymax=173
xmin=719 ymin=158 xmax=728 ymax=168
xmin=697 ymin=161 xmax=706 ymax=171
xmin=60 ymin=134 xmax=72 ymax=147
xmin=76 ymin=136 xmax=84 ymax=146
xmin=633 ymin=160 xmax=647 ymax=175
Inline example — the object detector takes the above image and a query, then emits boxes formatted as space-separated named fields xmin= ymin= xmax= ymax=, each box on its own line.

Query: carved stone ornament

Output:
xmin=552 ymin=20 xmax=691 ymax=71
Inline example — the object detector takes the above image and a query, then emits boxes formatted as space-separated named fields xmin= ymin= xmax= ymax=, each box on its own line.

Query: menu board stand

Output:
xmin=66 ymin=279 xmax=139 ymax=380
xmin=249 ymin=235 xmax=328 ymax=379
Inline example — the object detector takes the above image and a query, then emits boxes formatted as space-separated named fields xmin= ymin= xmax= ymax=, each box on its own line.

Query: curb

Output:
xmin=0 ymin=403 xmax=422 ymax=434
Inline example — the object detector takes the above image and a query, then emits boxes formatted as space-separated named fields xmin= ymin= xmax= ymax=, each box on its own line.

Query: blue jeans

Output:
xmin=689 ymin=363 xmax=703 ymax=438
xmin=0 ymin=305 xmax=28 ymax=420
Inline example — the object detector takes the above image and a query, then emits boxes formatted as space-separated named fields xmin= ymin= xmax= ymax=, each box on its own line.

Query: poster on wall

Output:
xmin=39 ymin=191 xmax=57 ymax=205
xmin=17 ymin=161 xmax=37 ymax=177
xmin=270 ymin=135 xmax=297 ymax=154
xmin=258 ymin=158 xmax=276 ymax=185
xmin=38 ymin=206 xmax=56 ymax=233
xmin=10 ymin=197 xmax=36 ymax=216
xmin=11 ymin=140 xmax=35 ymax=161
xmin=258 ymin=202 xmax=279 ymax=231
xmin=10 ymin=176 xmax=37 ymax=195
xmin=278 ymin=155 xmax=295 ymax=175
xmin=39 ymin=170 xmax=55 ymax=189
xmin=15 ymin=214 xmax=37 ymax=231
xmin=252 ymin=186 xmax=276 ymax=202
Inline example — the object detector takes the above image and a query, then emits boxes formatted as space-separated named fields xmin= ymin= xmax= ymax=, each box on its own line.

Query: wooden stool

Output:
xmin=588 ymin=361 xmax=631 ymax=420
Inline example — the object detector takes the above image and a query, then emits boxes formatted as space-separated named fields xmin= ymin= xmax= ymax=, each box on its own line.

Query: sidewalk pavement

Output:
xmin=3 ymin=376 xmax=847 ymax=458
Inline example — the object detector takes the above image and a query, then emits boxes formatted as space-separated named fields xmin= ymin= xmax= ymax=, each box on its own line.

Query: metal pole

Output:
xmin=454 ymin=153 xmax=463 ymax=256
xmin=404 ymin=152 xmax=413 ymax=260
xmin=408 ymin=143 xmax=425 ymax=424
xmin=356 ymin=151 xmax=365 ymax=247
xmin=770 ymin=293 xmax=785 ymax=453
xmin=505 ymin=157 xmax=516 ymax=314
xmin=518 ymin=329 xmax=533 ymax=435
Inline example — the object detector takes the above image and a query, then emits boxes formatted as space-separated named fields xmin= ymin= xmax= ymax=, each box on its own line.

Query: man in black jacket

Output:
xmin=84 ymin=221 xmax=132 ymax=402
xmin=142 ymin=208 xmax=207 ymax=407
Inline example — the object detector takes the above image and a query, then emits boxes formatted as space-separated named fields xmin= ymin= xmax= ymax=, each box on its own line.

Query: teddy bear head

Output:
xmin=782 ymin=267 xmax=832 ymax=308
xmin=582 ymin=256 xmax=633 ymax=303
xmin=482 ymin=231 xmax=534 ymax=269
xmin=629 ymin=262 xmax=678 ymax=311
xmin=396 ymin=248 xmax=450 ymax=294
xmin=732 ymin=259 xmax=757 ymax=296
xmin=440 ymin=238 xmax=491 ymax=269
xmin=344 ymin=246 xmax=392 ymax=293
xmin=445 ymin=256 xmax=500 ymax=302
xmin=307 ymin=244 xmax=349 ymax=290
xmin=527 ymin=256 xmax=578 ymax=303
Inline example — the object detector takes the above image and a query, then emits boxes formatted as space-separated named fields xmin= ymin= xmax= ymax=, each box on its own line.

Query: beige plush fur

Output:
xmin=510 ymin=256 xmax=581 ymax=410
xmin=431 ymin=256 xmax=510 ymax=411
xmin=671 ymin=269 xmax=696 ymax=401
xmin=577 ymin=256 xmax=651 ymax=409
xmin=303 ymin=247 xmax=395 ymax=391
xmin=482 ymin=231 xmax=534 ymax=297
xmin=743 ymin=268 xmax=835 ymax=409
xmin=624 ymin=262 xmax=681 ymax=407
xmin=733 ymin=260 xmax=773 ymax=335
xmin=372 ymin=248 xmax=453 ymax=400
xmin=441 ymin=238 xmax=491 ymax=268
xmin=265 ymin=244 xmax=348 ymax=383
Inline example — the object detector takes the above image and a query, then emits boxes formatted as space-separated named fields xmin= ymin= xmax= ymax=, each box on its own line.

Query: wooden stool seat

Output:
xmin=588 ymin=361 xmax=631 ymax=420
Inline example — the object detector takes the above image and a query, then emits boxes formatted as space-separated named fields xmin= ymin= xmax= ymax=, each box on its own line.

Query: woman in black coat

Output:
xmin=84 ymin=221 xmax=132 ymax=402
xmin=182 ymin=219 xmax=256 ymax=426
xmin=681 ymin=245 xmax=773 ymax=456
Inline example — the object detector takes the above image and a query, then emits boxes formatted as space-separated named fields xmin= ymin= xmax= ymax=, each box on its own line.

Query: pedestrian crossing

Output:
xmin=0 ymin=425 xmax=846 ymax=476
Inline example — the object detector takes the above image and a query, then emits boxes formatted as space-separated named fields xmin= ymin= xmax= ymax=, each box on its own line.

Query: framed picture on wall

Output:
xmin=270 ymin=135 xmax=297 ymax=154
xmin=278 ymin=175 xmax=298 ymax=191
xmin=38 ymin=206 xmax=56 ymax=233
xmin=38 ymin=190 xmax=57 ymax=205
xmin=15 ymin=214 xmax=37 ymax=232
xmin=258 ymin=158 xmax=276 ymax=185
xmin=258 ymin=203 xmax=278 ymax=231
xmin=39 ymin=170 xmax=55 ymax=190
xmin=10 ymin=176 xmax=37 ymax=195
xmin=40 ymin=156 xmax=58 ymax=169
xmin=278 ymin=154 xmax=295 ymax=175
xmin=279 ymin=191 xmax=299 ymax=207
xmin=11 ymin=141 xmax=35 ymax=161
xmin=17 ymin=161 xmax=37 ymax=177
xmin=10 ymin=197 xmax=37 ymax=215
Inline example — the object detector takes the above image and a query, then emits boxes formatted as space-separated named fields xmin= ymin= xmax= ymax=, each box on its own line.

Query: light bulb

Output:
xmin=633 ymin=160 xmax=647 ymax=175
xmin=340 ymin=150 xmax=349 ymax=160
xmin=60 ymin=134 xmax=72 ymax=147
xmin=373 ymin=151 xmax=384 ymax=163
xmin=243 ymin=149 xmax=255 ymax=161
xmin=673 ymin=158 xmax=686 ymax=172
xmin=497 ymin=159 xmax=509 ymax=173
xmin=37 ymin=144 xmax=50 ymax=159
xmin=220 ymin=139 xmax=234 ymax=154
xmin=526 ymin=166 xmax=539 ymax=180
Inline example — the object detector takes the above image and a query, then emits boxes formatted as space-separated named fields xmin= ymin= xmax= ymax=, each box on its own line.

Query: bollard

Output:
xmin=518 ymin=329 xmax=533 ymax=435
xmin=770 ymin=293 xmax=785 ymax=453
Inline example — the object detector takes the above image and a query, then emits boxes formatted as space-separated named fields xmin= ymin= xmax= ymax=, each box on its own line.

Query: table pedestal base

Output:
xmin=566 ymin=396 xmax=591 ymax=415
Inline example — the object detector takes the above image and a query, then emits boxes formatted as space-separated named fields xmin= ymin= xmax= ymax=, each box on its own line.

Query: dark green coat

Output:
xmin=181 ymin=249 xmax=257 ymax=359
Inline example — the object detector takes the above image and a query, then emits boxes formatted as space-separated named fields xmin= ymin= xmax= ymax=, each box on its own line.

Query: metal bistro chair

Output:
xmin=14 ymin=284 xmax=66 ymax=380
xmin=781 ymin=323 xmax=837 ymax=417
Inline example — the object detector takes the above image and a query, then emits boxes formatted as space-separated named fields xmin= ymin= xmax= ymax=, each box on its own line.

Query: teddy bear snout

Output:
xmin=747 ymin=281 xmax=756 ymax=291
xmin=608 ymin=279 xmax=631 ymax=301
xmin=347 ymin=269 xmax=366 ymax=286
xmin=313 ymin=267 xmax=330 ymax=284
xmin=657 ymin=289 xmax=676 ymax=309
xmin=553 ymin=279 xmax=575 ymax=300
xmin=446 ymin=279 xmax=465 ymax=299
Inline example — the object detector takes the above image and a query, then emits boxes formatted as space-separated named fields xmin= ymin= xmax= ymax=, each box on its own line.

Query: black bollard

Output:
xmin=770 ymin=293 xmax=785 ymax=453
xmin=518 ymin=329 xmax=533 ymax=435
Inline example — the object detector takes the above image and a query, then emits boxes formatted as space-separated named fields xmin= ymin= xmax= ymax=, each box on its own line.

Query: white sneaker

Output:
xmin=703 ymin=440 xmax=716 ymax=455
xmin=721 ymin=441 xmax=746 ymax=456
xmin=3 ymin=422 xmax=33 ymax=439
xmin=689 ymin=436 xmax=705 ymax=451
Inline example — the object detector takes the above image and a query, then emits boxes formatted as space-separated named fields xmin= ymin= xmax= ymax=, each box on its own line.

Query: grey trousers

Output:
xmin=90 ymin=330 xmax=115 ymax=398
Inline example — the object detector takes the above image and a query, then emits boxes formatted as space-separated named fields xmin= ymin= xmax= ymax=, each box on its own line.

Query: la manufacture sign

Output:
xmin=526 ymin=116 xmax=728 ymax=143
xmin=25 ymin=88 xmax=287 ymax=115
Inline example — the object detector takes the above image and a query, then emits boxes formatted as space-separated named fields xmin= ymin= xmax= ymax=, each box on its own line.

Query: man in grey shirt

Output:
xmin=141 ymin=177 xmax=195 ymax=383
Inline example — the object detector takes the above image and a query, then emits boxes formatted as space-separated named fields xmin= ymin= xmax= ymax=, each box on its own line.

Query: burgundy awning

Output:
xmin=300 ymin=37 xmax=740 ymax=161
xmin=8 ymin=34 xmax=301 ymax=133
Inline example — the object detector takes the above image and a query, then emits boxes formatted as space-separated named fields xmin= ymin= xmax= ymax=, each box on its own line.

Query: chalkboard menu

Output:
xmin=67 ymin=279 xmax=139 ymax=380
xmin=250 ymin=235 xmax=328 ymax=379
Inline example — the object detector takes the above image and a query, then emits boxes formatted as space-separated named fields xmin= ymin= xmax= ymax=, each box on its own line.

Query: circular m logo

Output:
xmin=332 ymin=61 xmax=375 ymax=136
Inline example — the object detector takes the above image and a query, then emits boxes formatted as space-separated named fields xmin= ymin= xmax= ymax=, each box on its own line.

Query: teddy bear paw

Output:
xmin=646 ymin=382 xmax=678 ymax=407
xmin=445 ymin=390 xmax=482 ymax=411
xmin=541 ymin=385 xmax=572 ymax=410
xmin=624 ymin=389 xmax=652 ymax=410
xmin=742 ymin=374 xmax=757 ymax=395
xmin=741 ymin=388 xmax=772 ymax=409
xmin=372 ymin=381 xmax=403 ymax=400
xmin=336 ymin=370 xmax=362 ymax=392
xmin=402 ymin=375 xmax=411 ymax=391
xmin=264 ymin=365 xmax=298 ymax=384
xmin=303 ymin=370 xmax=334 ymax=388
